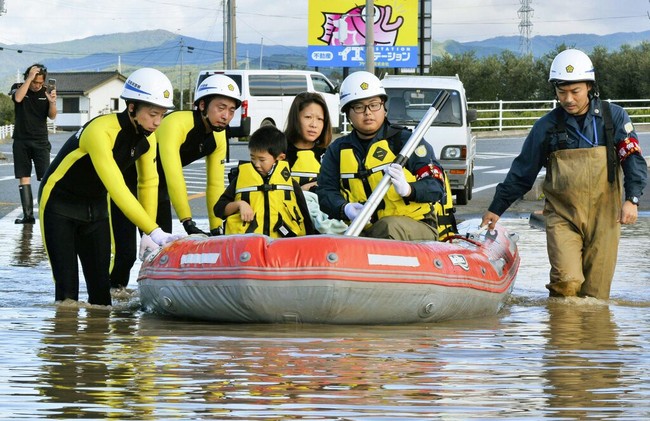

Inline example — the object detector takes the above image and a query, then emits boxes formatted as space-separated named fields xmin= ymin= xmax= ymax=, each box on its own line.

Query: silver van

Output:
xmin=381 ymin=75 xmax=477 ymax=205
xmin=195 ymin=69 xmax=340 ymax=138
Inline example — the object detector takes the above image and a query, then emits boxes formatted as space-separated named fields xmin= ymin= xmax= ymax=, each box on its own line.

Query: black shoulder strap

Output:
xmin=600 ymin=100 xmax=617 ymax=183
xmin=542 ymin=107 xmax=568 ymax=164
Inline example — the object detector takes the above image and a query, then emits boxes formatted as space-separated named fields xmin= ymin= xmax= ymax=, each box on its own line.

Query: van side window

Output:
xmin=311 ymin=75 xmax=335 ymax=94
xmin=249 ymin=75 xmax=283 ymax=96
xmin=280 ymin=75 xmax=308 ymax=96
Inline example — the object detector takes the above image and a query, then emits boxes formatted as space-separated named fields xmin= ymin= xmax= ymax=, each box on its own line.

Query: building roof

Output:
xmin=47 ymin=71 xmax=126 ymax=95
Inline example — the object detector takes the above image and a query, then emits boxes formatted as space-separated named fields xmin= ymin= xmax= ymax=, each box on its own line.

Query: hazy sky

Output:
xmin=1 ymin=0 xmax=649 ymax=47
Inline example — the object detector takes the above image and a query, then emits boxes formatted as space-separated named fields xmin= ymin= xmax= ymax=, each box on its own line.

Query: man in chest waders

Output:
xmin=482 ymin=49 xmax=648 ymax=300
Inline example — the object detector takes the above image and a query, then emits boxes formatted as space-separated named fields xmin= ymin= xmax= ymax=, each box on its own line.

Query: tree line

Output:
xmin=426 ymin=42 xmax=650 ymax=102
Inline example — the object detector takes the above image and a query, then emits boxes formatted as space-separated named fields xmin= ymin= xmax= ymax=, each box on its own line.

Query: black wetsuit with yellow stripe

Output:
xmin=38 ymin=110 xmax=159 ymax=305
xmin=109 ymin=110 xmax=227 ymax=288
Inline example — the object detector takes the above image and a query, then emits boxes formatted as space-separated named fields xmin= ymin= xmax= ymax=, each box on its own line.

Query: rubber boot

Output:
xmin=15 ymin=185 xmax=36 ymax=224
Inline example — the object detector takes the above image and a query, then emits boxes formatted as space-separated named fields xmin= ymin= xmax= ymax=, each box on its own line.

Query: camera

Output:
xmin=47 ymin=78 xmax=56 ymax=93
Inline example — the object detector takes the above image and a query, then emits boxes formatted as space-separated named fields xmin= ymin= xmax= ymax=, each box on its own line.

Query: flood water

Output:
xmin=1 ymin=213 xmax=650 ymax=420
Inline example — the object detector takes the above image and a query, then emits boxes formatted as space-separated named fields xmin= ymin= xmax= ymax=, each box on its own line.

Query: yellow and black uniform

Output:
xmin=214 ymin=161 xmax=314 ymax=237
xmin=109 ymin=110 xmax=227 ymax=288
xmin=286 ymin=143 xmax=325 ymax=190
xmin=317 ymin=122 xmax=449 ymax=241
xmin=156 ymin=110 xmax=227 ymax=232
xmin=39 ymin=110 xmax=159 ymax=305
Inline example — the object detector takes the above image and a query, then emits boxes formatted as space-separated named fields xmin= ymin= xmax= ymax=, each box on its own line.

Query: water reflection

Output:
xmin=36 ymin=306 xmax=151 ymax=419
xmin=0 ymin=217 xmax=648 ymax=419
xmin=542 ymin=300 xmax=627 ymax=418
xmin=11 ymin=223 xmax=47 ymax=267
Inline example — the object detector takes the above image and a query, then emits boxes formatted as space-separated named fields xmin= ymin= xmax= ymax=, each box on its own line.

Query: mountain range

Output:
xmin=2 ymin=29 xmax=650 ymax=90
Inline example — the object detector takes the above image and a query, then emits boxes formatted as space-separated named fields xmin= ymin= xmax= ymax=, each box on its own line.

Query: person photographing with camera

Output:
xmin=9 ymin=63 xmax=57 ymax=224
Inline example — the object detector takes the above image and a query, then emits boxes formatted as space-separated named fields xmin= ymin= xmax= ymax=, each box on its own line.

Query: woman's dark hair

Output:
xmin=23 ymin=63 xmax=47 ymax=80
xmin=284 ymin=91 xmax=332 ymax=148
xmin=249 ymin=125 xmax=288 ymax=158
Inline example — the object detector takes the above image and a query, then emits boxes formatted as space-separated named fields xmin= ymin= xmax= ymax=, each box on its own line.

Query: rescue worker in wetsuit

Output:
xmin=284 ymin=91 xmax=333 ymax=192
xmin=481 ymin=49 xmax=648 ymax=300
xmin=214 ymin=125 xmax=315 ymax=237
xmin=108 ymin=74 xmax=241 ymax=289
xmin=38 ymin=68 xmax=181 ymax=306
xmin=317 ymin=71 xmax=454 ymax=241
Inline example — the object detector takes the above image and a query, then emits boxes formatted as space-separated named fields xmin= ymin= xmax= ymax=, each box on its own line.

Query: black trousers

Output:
xmin=109 ymin=165 xmax=171 ymax=288
xmin=42 ymin=210 xmax=112 ymax=306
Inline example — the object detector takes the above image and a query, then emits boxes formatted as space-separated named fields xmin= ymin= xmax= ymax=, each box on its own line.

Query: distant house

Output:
xmin=48 ymin=71 xmax=127 ymax=130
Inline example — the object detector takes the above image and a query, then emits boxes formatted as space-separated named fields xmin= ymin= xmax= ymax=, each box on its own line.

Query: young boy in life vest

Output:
xmin=214 ymin=125 xmax=315 ymax=237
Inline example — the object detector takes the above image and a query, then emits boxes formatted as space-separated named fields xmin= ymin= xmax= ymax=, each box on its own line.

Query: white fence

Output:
xmin=468 ymin=98 xmax=650 ymax=131
xmin=0 ymin=122 xmax=57 ymax=139
xmin=341 ymin=98 xmax=650 ymax=135
xmin=0 ymin=124 xmax=13 ymax=139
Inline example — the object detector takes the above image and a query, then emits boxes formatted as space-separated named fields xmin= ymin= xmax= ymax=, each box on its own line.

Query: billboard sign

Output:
xmin=308 ymin=0 xmax=418 ymax=68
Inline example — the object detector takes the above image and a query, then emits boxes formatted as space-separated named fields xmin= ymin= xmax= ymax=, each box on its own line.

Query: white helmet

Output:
xmin=121 ymin=68 xmax=174 ymax=109
xmin=548 ymin=49 xmax=595 ymax=85
xmin=194 ymin=74 xmax=242 ymax=108
xmin=339 ymin=71 xmax=387 ymax=112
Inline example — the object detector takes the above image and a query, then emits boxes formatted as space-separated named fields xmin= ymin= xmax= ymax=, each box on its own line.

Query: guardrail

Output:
xmin=468 ymin=98 xmax=650 ymax=131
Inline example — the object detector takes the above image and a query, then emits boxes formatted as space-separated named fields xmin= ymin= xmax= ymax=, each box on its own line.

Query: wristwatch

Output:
xmin=626 ymin=196 xmax=640 ymax=206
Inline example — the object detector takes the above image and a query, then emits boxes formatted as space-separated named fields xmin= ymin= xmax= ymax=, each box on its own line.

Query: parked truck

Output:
xmin=381 ymin=75 xmax=477 ymax=205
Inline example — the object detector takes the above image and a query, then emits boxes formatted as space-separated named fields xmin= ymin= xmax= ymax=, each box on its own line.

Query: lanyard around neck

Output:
xmin=575 ymin=117 xmax=598 ymax=147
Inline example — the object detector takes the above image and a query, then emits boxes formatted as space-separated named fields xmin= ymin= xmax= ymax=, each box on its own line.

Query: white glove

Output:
xmin=149 ymin=227 xmax=182 ymax=246
xmin=387 ymin=163 xmax=412 ymax=197
xmin=344 ymin=202 xmax=364 ymax=221
xmin=138 ymin=234 xmax=160 ymax=261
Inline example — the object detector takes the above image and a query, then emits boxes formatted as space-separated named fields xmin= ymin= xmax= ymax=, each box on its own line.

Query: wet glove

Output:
xmin=344 ymin=202 xmax=364 ymax=221
xmin=149 ymin=227 xmax=181 ymax=246
xmin=138 ymin=234 xmax=160 ymax=261
xmin=387 ymin=163 xmax=412 ymax=197
xmin=182 ymin=218 xmax=209 ymax=236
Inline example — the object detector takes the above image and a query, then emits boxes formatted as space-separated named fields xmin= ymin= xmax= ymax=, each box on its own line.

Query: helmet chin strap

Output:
xmin=129 ymin=103 xmax=153 ymax=137
xmin=136 ymin=121 xmax=152 ymax=137
xmin=201 ymin=109 xmax=226 ymax=132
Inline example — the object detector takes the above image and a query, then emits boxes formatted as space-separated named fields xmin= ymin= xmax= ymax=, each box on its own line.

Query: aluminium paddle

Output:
xmin=344 ymin=89 xmax=451 ymax=237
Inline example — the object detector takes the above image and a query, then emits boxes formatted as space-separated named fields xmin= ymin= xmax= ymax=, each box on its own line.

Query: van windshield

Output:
xmin=384 ymin=88 xmax=463 ymax=127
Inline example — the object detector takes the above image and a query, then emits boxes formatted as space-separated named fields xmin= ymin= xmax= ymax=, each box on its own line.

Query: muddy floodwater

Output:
xmin=1 ymin=215 xmax=649 ymax=420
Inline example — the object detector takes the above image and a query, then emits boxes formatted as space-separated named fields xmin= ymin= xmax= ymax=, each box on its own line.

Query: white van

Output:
xmin=195 ymin=69 xmax=340 ymax=138
xmin=381 ymin=75 xmax=478 ymax=205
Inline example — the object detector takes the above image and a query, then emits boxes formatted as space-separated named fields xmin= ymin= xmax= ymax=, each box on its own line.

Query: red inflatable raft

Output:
xmin=138 ymin=219 xmax=520 ymax=324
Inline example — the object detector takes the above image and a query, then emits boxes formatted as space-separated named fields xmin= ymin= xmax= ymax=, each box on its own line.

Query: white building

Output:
xmin=48 ymin=71 xmax=127 ymax=130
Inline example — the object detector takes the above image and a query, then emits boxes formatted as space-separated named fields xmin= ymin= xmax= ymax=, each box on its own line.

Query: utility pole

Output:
xmin=222 ymin=0 xmax=227 ymax=69
xmin=226 ymin=0 xmax=237 ymax=69
xmin=180 ymin=38 xmax=185 ymax=110
xmin=365 ymin=0 xmax=375 ymax=73
xmin=179 ymin=38 xmax=194 ymax=110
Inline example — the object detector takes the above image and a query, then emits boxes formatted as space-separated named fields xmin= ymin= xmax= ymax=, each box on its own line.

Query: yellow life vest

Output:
xmin=291 ymin=150 xmax=321 ymax=186
xmin=339 ymin=140 xmax=433 ymax=223
xmin=339 ymin=139 xmax=456 ymax=239
xmin=225 ymin=161 xmax=307 ymax=237
xmin=435 ymin=175 xmax=457 ymax=241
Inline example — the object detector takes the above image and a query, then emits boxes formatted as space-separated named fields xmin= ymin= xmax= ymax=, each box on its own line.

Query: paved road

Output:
xmin=1 ymin=130 xmax=649 ymax=222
